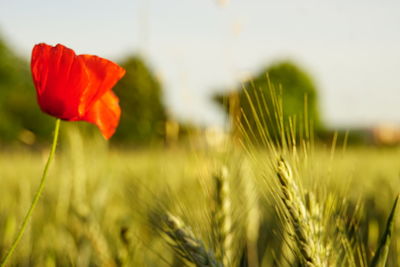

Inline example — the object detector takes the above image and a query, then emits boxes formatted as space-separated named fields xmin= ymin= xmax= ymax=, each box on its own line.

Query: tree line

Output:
xmin=0 ymin=36 xmax=326 ymax=146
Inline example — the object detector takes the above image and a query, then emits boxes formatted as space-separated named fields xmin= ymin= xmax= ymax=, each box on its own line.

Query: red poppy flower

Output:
xmin=31 ymin=43 xmax=126 ymax=139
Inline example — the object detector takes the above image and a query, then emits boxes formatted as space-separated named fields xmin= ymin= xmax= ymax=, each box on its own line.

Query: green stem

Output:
xmin=1 ymin=118 xmax=61 ymax=266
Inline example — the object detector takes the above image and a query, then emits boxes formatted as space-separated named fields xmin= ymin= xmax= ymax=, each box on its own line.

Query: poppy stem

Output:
xmin=1 ymin=118 xmax=61 ymax=267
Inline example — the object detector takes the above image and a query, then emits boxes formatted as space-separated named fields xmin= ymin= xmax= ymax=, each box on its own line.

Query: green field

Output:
xmin=1 ymin=126 xmax=400 ymax=266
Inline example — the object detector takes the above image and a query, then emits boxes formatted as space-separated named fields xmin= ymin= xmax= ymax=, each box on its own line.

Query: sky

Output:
xmin=0 ymin=0 xmax=399 ymax=128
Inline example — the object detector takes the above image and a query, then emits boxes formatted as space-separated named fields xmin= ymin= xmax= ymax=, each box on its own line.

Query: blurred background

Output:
xmin=0 ymin=0 xmax=399 ymax=146
xmin=2 ymin=2 xmax=400 ymax=266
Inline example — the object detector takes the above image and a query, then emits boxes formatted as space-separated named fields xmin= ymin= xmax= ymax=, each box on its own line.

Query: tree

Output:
xmin=215 ymin=60 xmax=323 ymax=144
xmin=112 ymin=56 xmax=167 ymax=145
xmin=0 ymin=37 xmax=52 ymax=144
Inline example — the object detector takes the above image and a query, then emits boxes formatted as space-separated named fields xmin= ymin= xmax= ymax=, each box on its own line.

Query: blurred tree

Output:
xmin=112 ymin=56 xmax=167 ymax=145
xmin=0 ymin=37 xmax=52 ymax=144
xmin=215 ymin=60 xmax=323 ymax=144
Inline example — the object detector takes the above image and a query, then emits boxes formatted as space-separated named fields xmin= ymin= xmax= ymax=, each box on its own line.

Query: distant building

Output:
xmin=371 ymin=124 xmax=400 ymax=146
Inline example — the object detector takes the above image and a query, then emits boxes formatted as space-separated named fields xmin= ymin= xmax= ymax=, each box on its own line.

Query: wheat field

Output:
xmin=0 ymin=121 xmax=400 ymax=266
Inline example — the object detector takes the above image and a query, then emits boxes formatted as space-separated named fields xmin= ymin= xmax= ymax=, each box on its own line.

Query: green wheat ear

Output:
xmin=370 ymin=194 xmax=399 ymax=267
xmin=161 ymin=212 xmax=222 ymax=267
xmin=276 ymin=158 xmax=318 ymax=266
xmin=213 ymin=166 xmax=233 ymax=267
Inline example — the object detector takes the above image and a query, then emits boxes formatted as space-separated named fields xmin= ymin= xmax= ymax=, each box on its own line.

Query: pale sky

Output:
xmin=1 ymin=0 xmax=399 ymax=128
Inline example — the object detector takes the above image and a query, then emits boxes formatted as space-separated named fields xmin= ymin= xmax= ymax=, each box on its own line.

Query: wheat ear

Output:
xmin=276 ymin=158 xmax=323 ymax=266
xmin=213 ymin=166 xmax=233 ymax=266
xmin=161 ymin=212 xmax=222 ymax=267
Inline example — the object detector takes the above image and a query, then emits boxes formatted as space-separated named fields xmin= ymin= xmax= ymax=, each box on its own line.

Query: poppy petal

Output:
xmin=31 ymin=43 xmax=88 ymax=120
xmin=78 ymin=54 xmax=126 ymax=117
xmin=82 ymin=90 xmax=121 ymax=139
xmin=31 ymin=43 xmax=126 ymax=139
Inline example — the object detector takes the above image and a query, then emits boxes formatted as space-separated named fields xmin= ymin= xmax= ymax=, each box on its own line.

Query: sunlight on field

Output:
xmin=1 ymin=126 xmax=399 ymax=266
